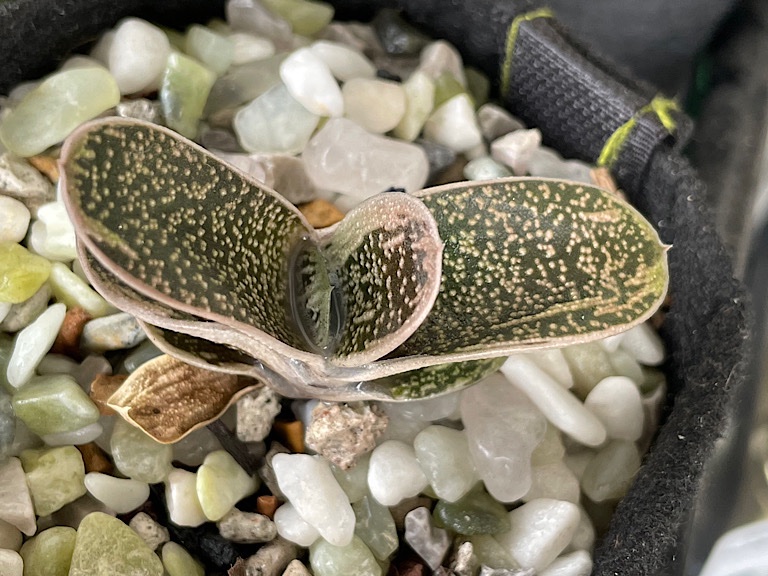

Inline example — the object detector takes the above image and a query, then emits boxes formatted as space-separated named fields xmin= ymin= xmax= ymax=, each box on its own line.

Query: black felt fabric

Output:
xmin=0 ymin=1 xmax=750 ymax=574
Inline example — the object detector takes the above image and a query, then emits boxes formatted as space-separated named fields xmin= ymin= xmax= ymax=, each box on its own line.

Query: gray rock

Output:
xmin=372 ymin=9 xmax=430 ymax=56
xmin=80 ymin=312 xmax=146 ymax=353
xmin=404 ymin=506 xmax=451 ymax=570
xmin=71 ymin=355 xmax=112 ymax=390
xmin=243 ymin=536 xmax=299 ymax=576
xmin=200 ymin=126 xmax=243 ymax=153
xmin=416 ymin=138 xmax=456 ymax=182
xmin=217 ymin=508 xmax=276 ymax=543
xmin=0 ymin=284 xmax=51 ymax=333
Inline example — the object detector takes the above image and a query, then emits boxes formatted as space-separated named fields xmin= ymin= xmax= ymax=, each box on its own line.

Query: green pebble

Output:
xmin=352 ymin=495 xmax=398 ymax=561
xmin=110 ymin=417 xmax=173 ymax=484
xmin=0 ymin=68 xmax=120 ymax=157
xmin=464 ymin=67 xmax=490 ymax=108
xmin=196 ymin=450 xmax=258 ymax=521
xmin=433 ymin=487 xmax=510 ymax=535
xmin=261 ymin=0 xmax=334 ymax=36
xmin=48 ymin=262 xmax=113 ymax=318
xmin=562 ymin=342 xmax=616 ymax=399
xmin=12 ymin=374 xmax=100 ymax=436
xmin=185 ymin=25 xmax=234 ymax=76
xmin=0 ymin=243 xmax=51 ymax=304
xmin=467 ymin=534 xmax=518 ymax=570
xmin=310 ymin=535 xmax=382 ymax=576
xmin=162 ymin=541 xmax=204 ymax=576
xmin=160 ymin=52 xmax=216 ymax=139
xmin=68 ymin=512 xmax=164 ymax=576
xmin=19 ymin=526 xmax=77 ymax=576
xmin=433 ymin=72 xmax=467 ymax=110
xmin=20 ymin=446 xmax=86 ymax=516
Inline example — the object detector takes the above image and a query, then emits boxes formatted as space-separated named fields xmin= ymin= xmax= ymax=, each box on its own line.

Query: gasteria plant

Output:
xmin=59 ymin=117 xmax=668 ymax=441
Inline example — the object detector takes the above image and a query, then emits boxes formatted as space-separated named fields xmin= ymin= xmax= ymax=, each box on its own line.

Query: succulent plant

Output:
xmin=59 ymin=117 xmax=668 ymax=442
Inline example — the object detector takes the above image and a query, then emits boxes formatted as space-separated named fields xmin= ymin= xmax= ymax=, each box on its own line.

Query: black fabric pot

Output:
xmin=0 ymin=1 xmax=751 ymax=574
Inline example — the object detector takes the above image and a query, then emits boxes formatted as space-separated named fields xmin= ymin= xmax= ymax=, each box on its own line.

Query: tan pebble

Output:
xmin=272 ymin=420 xmax=305 ymax=453
xmin=590 ymin=166 xmax=628 ymax=201
xmin=256 ymin=495 xmax=280 ymax=519
xmin=27 ymin=154 xmax=60 ymax=183
xmin=227 ymin=557 xmax=247 ymax=576
xmin=89 ymin=373 xmax=127 ymax=415
xmin=51 ymin=307 xmax=92 ymax=357
xmin=298 ymin=199 xmax=345 ymax=228
xmin=282 ymin=559 xmax=311 ymax=576
xmin=77 ymin=442 xmax=114 ymax=474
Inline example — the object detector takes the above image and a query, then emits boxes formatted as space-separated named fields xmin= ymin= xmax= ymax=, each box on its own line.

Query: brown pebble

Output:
xmin=51 ymin=307 xmax=92 ymax=358
xmin=89 ymin=373 xmax=127 ymax=415
xmin=590 ymin=166 xmax=629 ymax=201
xmin=77 ymin=442 xmax=113 ymax=475
xmin=256 ymin=495 xmax=280 ymax=519
xmin=228 ymin=557 xmax=247 ymax=576
xmin=27 ymin=154 xmax=60 ymax=183
xmin=298 ymin=199 xmax=345 ymax=228
xmin=388 ymin=555 xmax=427 ymax=576
xmin=272 ymin=420 xmax=304 ymax=453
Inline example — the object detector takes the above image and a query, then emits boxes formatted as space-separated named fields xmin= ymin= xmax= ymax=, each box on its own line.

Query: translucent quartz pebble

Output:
xmin=523 ymin=461 xmax=580 ymax=503
xmin=619 ymin=323 xmax=665 ymax=366
xmin=561 ymin=342 xmax=615 ymax=398
xmin=226 ymin=0 xmax=292 ymax=50
xmin=129 ymin=512 xmax=169 ymax=551
xmin=0 ymin=549 xmax=23 ymax=576
xmin=8 ymin=419 xmax=43 ymax=459
xmin=330 ymin=452 xmax=370 ymax=503
xmin=197 ymin=450 xmax=259 ymax=521
xmin=580 ymin=440 xmax=641 ymax=502
xmin=20 ymin=446 xmax=86 ymax=517
xmin=463 ymin=156 xmax=512 ymax=181
xmin=0 ymin=243 xmax=51 ymax=305
xmin=531 ymin=426 xmax=566 ymax=466
xmin=380 ymin=389 xmax=460 ymax=422
xmin=217 ymin=508 xmax=276 ymax=543
xmin=80 ymin=313 xmax=146 ymax=353
xmin=229 ymin=33 xmax=275 ymax=65
xmin=404 ymin=506 xmax=451 ymax=570
xmin=0 ymin=68 xmax=119 ymax=157
xmin=460 ymin=373 xmax=547 ymax=503
xmin=477 ymin=103 xmax=525 ymax=142
xmin=469 ymin=534 xmax=517 ymax=570
xmin=41 ymin=421 xmax=101 ymax=448
xmin=107 ymin=18 xmax=170 ymax=94
xmin=342 ymin=78 xmax=406 ymax=133
xmin=310 ymin=535 xmax=382 ymax=576
xmin=528 ymin=148 xmax=592 ymax=184
xmin=423 ymin=94 xmax=483 ymax=153
xmin=162 ymin=541 xmax=205 ymax=576
xmin=12 ymin=374 xmax=100 ymax=436
xmin=0 ymin=457 xmax=36 ymax=536
xmin=500 ymin=356 xmax=607 ymax=447
xmin=275 ymin=502 xmax=321 ymax=547
xmin=273 ymin=453 xmax=355 ymax=546
xmin=233 ymin=83 xmax=320 ymax=154
xmin=160 ymin=53 xmax=216 ymax=139
xmin=539 ymin=550 xmax=593 ymax=576
xmin=165 ymin=468 xmax=207 ymax=527
xmin=528 ymin=349 xmax=574 ymax=389
xmin=68 ymin=512 xmax=163 ymax=576
xmin=261 ymin=0 xmax=335 ymax=37
xmin=28 ymin=201 xmax=77 ymax=262
xmin=433 ymin=487 xmax=510 ymax=536
xmin=280 ymin=48 xmax=343 ymax=117
xmin=0 ymin=154 xmax=55 ymax=217
xmin=310 ymin=40 xmax=375 ymax=82
xmin=491 ymin=128 xmax=542 ymax=175
xmin=115 ymin=98 xmax=161 ymax=124
xmin=185 ymin=25 xmax=234 ymax=76
xmin=414 ymin=425 xmax=477 ymax=502
xmin=303 ymin=118 xmax=428 ymax=198
xmin=216 ymin=152 xmax=317 ymax=205
xmin=71 ymin=355 xmax=112 ymax=389
xmin=0 ymin=196 xmax=30 ymax=244
xmin=393 ymin=71 xmax=435 ymax=142
xmin=7 ymin=303 xmax=66 ymax=389
xmin=48 ymin=264 xmax=112 ymax=319
xmin=171 ymin=426 xmax=222 ymax=467
xmin=418 ymin=40 xmax=466 ymax=86
xmin=84 ymin=472 xmax=149 ymax=514
xmin=110 ymin=417 xmax=172 ymax=483
xmin=495 ymin=499 xmax=580 ymax=572
xmin=205 ymin=55 xmax=285 ymax=119
xmin=0 ymin=518 xmax=22 ymax=551
xmin=367 ymin=440 xmax=428 ymax=506
xmin=352 ymin=494 xmax=398 ymax=561
xmin=583 ymin=376 xmax=644 ymax=441
xmin=19 ymin=526 xmax=77 ymax=576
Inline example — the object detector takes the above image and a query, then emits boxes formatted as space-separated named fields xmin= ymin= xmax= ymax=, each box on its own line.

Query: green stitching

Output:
xmin=500 ymin=8 xmax=554 ymax=99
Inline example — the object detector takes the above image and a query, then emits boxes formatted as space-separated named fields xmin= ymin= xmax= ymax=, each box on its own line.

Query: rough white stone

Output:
xmin=619 ymin=323 xmax=665 ymax=366
xmin=280 ymin=48 xmax=343 ymax=117
xmin=229 ymin=32 xmax=276 ymax=65
xmin=495 ymin=499 xmax=580 ymax=572
xmin=274 ymin=502 xmax=321 ymax=547
xmin=491 ymin=128 xmax=542 ymax=175
xmin=418 ymin=40 xmax=466 ymax=86
xmin=500 ymin=355 xmax=607 ymax=447
xmin=581 ymin=440 xmax=641 ymax=503
xmin=342 ymin=78 xmax=406 ymax=133
xmin=423 ymin=94 xmax=483 ymax=153
xmin=273 ymin=453 xmax=355 ymax=546
xmin=84 ymin=472 xmax=149 ymax=514
xmin=0 ymin=457 xmax=36 ymax=536
xmin=539 ymin=550 xmax=593 ymax=576
xmin=108 ymin=18 xmax=171 ymax=94
xmin=236 ymin=386 xmax=282 ymax=442
xmin=27 ymin=201 xmax=77 ymax=262
xmin=477 ymin=103 xmax=525 ymax=141
xmin=310 ymin=40 xmax=376 ymax=82
xmin=367 ymin=440 xmax=428 ymax=506
xmin=217 ymin=508 xmax=277 ymax=543
xmin=404 ymin=506 xmax=451 ymax=570
xmin=42 ymin=422 xmax=103 ymax=447
xmin=165 ymin=468 xmax=207 ymax=527
xmin=584 ymin=376 xmax=644 ymax=441
xmin=414 ymin=425 xmax=477 ymax=502
xmin=0 ymin=196 xmax=30 ymax=243
xmin=129 ymin=511 xmax=170 ymax=551
xmin=7 ymin=303 xmax=66 ymax=389
xmin=0 ymin=549 xmax=23 ymax=576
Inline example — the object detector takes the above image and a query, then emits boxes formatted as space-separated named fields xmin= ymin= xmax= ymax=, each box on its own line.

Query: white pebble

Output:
xmin=42 ymin=422 xmax=103 ymax=446
xmin=165 ymin=468 xmax=207 ymax=527
xmin=280 ymin=48 xmax=343 ymax=117
xmin=367 ymin=440 xmax=428 ymax=506
xmin=274 ymin=502 xmax=320 ymax=547
xmin=619 ymin=323 xmax=665 ymax=366
xmin=584 ymin=376 xmax=644 ymax=441
xmin=524 ymin=461 xmax=580 ymax=503
xmin=423 ymin=94 xmax=483 ymax=153
xmin=310 ymin=40 xmax=376 ymax=82
xmin=84 ymin=472 xmax=150 ymax=514
xmin=463 ymin=156 xmax=512 ymax=181
xmin=528 ymin=349 xmax=574 ymax=389
xmin=539 ymin=550 xmax=593 ymax=576
xmin=566 ymin=507 xmax=595 ymax=553
xmin=27 ymin=201 xmax=77 ymax=262
xmin=342 ymin=78 xmax=406 ymax=133
xmin=273 ymin=453 xmax=355 ymax=546
xmin=229 ymin=32 xmax=276 ymax=65
xmin=0 ymin=196 xmax=30 ymax=243
xmin=418 ymin=40 xmax=466 ymax=86
xmin=580 ymin=440 xmax=641 ymax=502
xmin=7 ymin=303 xmax=67 ymax=389
xmin=495 ymin=498 xmax=580 ymax=572
xmin=108 ymin=18 xmax=171 ymax=94
xmin=501 ymin=355 xmax=607 ymax=447
xmin=414 ymin=426 xmax=477 ymax=502
xmin=0 ymin=549 xmax=23 ymax=576
xmin=491 ymin=128 xmax=542 ymax=175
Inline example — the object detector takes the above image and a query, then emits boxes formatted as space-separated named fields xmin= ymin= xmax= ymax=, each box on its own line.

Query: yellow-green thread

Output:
xmin=501 ymin=8 xmax=554 ymax=99
xmin=597 ymin=95 xmax=679 ymax=167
